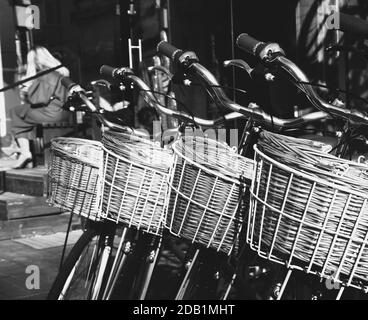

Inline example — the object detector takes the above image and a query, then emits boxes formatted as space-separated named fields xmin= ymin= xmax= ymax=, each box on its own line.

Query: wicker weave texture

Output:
xmin=47 ymin=138 xmax=103 ymax=221
xmin=99 ymin=131 xmax=173 ymax=235
xmin=167 ymin=136 xmax=254 ymax=254
xmin=248 ymin=131 xmax=368 ymax=290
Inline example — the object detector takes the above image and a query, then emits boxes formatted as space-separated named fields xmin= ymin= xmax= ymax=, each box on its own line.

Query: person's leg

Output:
xmin=2 ymin=105 xmax=28 ymax=156
xmin=17 ymin=137 xmax=31 ymax=154
xmin=8 ymin=105 xmax=70 ymax=168
xmin=10 ymin=104 xmax=36 ymax=134
xmin=8 ymin=104 xmax=35 ymax=168
xmin=12 ymin=137 xmax=32 ymax=168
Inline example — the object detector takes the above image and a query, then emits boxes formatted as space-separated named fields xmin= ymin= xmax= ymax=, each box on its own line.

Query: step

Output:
xmin=0 ymin=192 xmax=59 ymax=221
xmin=0 ymin=192 xmax=82 ymax=241
xmin=4 ymin=167 xmax=47 ymax=197
xmin=0 ymin=211 xmax=81 ymax=241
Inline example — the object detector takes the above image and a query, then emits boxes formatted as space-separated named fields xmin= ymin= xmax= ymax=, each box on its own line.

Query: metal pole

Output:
xmin=0 ymin=33 xmax=7 ymax=137
xmin=230 ymin=0 xmax=236 ymax=102
xmin=167 ymin=0 xmax=172 ymax=43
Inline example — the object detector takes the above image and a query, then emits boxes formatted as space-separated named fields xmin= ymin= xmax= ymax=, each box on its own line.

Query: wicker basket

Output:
xmin=166 ymin=136 xmax=254 ymax=255
xmin=99 ymin=130 xmax=173 ymax=235
xmin=248 ymin=131 xmax=368 ymax=291
xmin=47 ymin=138 xmax=103 ymax=221
xmin=258 ymin=131 xmax=368 ymax=192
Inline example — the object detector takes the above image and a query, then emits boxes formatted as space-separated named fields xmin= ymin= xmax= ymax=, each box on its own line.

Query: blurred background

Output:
xmin=1 ymin=0 xmax=368 ymax=145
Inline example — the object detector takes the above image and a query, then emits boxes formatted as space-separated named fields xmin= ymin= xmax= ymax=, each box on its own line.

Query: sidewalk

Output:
xmin=0 ymin=231 xmax=79 ymax=300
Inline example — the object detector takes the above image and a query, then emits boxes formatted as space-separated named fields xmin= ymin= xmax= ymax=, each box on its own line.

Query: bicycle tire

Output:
xmin=47 ymin=224 xmax=101 ymax=300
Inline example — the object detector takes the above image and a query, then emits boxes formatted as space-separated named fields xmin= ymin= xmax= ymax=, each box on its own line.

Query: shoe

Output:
xmin=1 ymin=146 xmax=21 ymax=157
xmin=12 ymin=152 xmax=33 ymax=169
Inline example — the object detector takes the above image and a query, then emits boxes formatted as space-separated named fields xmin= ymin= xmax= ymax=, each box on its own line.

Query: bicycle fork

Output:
xmin=175 ymin=248 xmax=201 ymax=300
xmin=102 ymin=227 xmax=129 ymax=300
xmin=91 ymin=244 xmax=111 ymax=300
xmin=89 ymin=223 xmax=118 ymax=300
xmin=102 ymin=230 xmax=162 ymax=300
xmin=175 ymin=247 xmax=225 ymax=300
xmin=137 ymin=237 xmax=162 ymax=300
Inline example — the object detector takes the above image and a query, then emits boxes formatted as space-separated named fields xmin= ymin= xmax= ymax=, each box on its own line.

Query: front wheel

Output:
xmin=47 ymin=222 xmax=113 ymax=300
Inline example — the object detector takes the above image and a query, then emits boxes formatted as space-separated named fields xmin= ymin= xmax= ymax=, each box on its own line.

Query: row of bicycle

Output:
xmin=45 ymin=33 xmax=368 ymax=300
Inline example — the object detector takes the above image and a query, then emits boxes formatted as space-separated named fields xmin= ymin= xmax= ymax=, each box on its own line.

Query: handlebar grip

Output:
xmin=236 ymin=33 xmax=265 ymax=56
xmin=157 ymin=41 xmax=182 ymax=60
xmin=339 ymin=13 xmax=368 ymax=38
xmin=100 ymin=65 xmax=118 ymax=78
xmin=61 ymin=77 xmax=77 ymax=90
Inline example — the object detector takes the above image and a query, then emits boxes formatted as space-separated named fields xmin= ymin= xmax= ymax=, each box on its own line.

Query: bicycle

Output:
xmin=47 ymin=75 xmax=167 ymax=300
xmin=154 ymin=40 xmax=331 ymax=300
xmin=46 ymin=69 xmax=250 ymax=300
xmin=156 ymin=35 xmax=368 ymax=300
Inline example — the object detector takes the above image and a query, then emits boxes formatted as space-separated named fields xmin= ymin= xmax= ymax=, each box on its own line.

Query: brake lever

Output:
xmin=224 ymin=59 xmax=275 ymax=82
xmin=90 ymin=79 xmax=112 ymax=90
xmin=224 ymin=59 xmax=253 ymax=74
xmin=147 ymin=65 xmax=173 ymax=79
xmin=65 ymin=91 xmax=99 ymax=113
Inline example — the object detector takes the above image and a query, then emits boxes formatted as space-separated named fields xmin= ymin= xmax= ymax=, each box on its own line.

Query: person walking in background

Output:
xmin=2 ymin=46 xmax=71 ymax=168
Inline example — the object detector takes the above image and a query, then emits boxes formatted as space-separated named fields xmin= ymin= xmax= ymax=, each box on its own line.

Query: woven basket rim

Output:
xmin=261 ymin=130 xmax=333 ymax=153
xmin=103 ymin=130 xmax=162 ymax=148
xmin=101 ymin=145 xmax=171 ymax=175
xmin=254 ymin=144 xmax=368 ymax=199
xmin=172 ymin=136 xmax=253 ymax=185
xmin=51 ymin=149 xmax=102 ymax=168
xmin=51 ymin=137 xmax=103 ymax=148
xmin=259 ymin=131 xmax=368 ymax=187
xmin=51 ymin=138 xmax=103 ymax=164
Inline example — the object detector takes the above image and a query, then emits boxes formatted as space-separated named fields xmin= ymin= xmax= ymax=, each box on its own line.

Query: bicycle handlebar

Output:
xmin=157 ymin=41 xmax=183 ymax=62
xmin=99 ymin=64 xmax=244 ymax=127
xmin=234 ymin=34 xmax=368 ymax=125
xmin=158 ymin=40 xmax=368 ymax=127
xmin=157 ymin=41 xmax=328 ymax=128
xmin=99 ymin=65 xmax=125 ymax=78
xmin=236 ymin=33 xmax=285 ymax=60
xmin=61 ymin=76 xmax=148 ymax=136
xmin=274 ymin=55 xmax=368 ymax=124
xmin=61 ymin=77 xmax=98 ymax=112
xmin=60 ymin=77 xmax=76 ymax=91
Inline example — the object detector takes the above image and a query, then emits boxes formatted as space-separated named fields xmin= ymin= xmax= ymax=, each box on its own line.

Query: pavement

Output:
xmin=0 ymin=229 xmax=184 ymax=300
xmin=0 ymin=233 xmax=75 ymax=300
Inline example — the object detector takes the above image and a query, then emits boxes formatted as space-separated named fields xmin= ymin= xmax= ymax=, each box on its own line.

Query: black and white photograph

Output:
xmin=0 ymin=0 xmax=368 ymax=306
